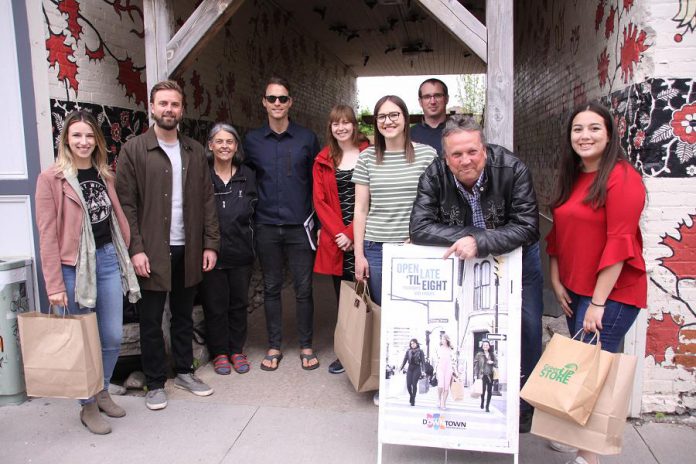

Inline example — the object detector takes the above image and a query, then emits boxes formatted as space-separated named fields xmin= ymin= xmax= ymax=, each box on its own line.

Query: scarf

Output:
xmin=64 ymin=173 xmax=140 ymax=307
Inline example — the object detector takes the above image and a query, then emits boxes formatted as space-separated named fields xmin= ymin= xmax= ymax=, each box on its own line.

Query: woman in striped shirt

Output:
xmin=352 ymin=95 xmax=437 ymax=305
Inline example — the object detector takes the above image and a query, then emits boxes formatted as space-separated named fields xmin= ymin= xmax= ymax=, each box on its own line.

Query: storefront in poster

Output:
xmin=378 ymin=244 xmax=522 ymax=459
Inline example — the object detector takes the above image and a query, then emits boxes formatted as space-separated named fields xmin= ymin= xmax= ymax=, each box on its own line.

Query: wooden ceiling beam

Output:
xmin=167 ymin=0 xmax=245 ymax=79
xmin=415 ymin=0 xmax=487 ymax=63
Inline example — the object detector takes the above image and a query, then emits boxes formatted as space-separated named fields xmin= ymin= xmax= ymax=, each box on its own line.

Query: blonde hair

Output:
xmin=56 ymin=110 xmax=113 ymax=180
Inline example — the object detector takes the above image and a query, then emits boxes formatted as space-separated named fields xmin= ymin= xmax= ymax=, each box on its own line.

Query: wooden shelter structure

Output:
xmin=142 ymin=0 xmax=513 ymax=149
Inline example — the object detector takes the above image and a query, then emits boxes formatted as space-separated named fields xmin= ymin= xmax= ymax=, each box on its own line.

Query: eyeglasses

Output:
xmin=212 ymin=139 xmax=236 ymax=146
xmin=376 ymin=112 xmax=401 ymax=123
xmin=264 ymin=95 xmax=290 ymax=104
xmin=420 ymin=93 xmax=445 ymax=101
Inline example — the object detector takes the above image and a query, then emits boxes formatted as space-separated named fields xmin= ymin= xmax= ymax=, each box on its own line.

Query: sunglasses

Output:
xmin=264 ymin=95 xmax=290 ymax=104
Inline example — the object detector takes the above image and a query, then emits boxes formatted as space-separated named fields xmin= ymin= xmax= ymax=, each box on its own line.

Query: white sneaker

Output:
xmin=550 ymin=440 xmax=579 ymax=453
xmin=373 ymin=392 xmax=379 ymax=406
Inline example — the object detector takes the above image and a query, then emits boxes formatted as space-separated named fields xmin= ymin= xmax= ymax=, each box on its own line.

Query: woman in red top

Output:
xmin=546 ymin=102 xmax=646 ymax=464
xmin=313 ymin=104 xmax=369 ymax=374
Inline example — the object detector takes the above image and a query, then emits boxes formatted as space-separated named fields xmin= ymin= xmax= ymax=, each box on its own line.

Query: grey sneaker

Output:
xmin=174 ymin=373 xmax=214 ymax=396
xmin=145 ymin=388 xmax=167 ymax=410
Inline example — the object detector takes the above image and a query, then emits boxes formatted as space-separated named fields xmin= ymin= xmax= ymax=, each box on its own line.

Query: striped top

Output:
xmin=352 ymin=143 xmax=437 ymax=242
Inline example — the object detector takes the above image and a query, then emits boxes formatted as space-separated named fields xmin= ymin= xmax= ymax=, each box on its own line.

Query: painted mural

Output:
xmin=601 ymin=78 xmax=696 ymax=177
xmin=673 ymin=0 xmax=696 ymax=43
xmin=44 ymin=0 xmax=147 ymax=106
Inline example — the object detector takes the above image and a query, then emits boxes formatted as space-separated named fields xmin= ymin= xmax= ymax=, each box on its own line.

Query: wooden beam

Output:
xmin=485 ymin=0 xmax=513 ymax=150
xmin=167 ymin=0 xmax=245 ymax=79
xmin=143 ymin=0 xmax=174 ymax=98
xmin=416 ymin=0 xmax=487 ymax=63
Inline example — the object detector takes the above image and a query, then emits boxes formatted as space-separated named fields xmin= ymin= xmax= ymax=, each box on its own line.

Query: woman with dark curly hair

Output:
xmin=399 ymin=338 xmax=426 ymax=406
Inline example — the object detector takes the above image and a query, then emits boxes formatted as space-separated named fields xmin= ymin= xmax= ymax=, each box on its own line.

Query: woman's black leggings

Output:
xmin=481 ymin=374 xmax=493 ymax=409
xmin=406 ymin=366 xmax=421 ymax=404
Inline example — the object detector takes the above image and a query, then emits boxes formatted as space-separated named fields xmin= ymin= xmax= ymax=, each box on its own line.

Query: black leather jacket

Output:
xmin=409 ymin=144 xmax=539 ymax=257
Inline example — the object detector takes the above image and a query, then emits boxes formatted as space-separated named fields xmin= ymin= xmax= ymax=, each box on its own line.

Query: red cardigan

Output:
xmin=312 ymin=142 xmax=369 ymax=276
xmin=546 ymin=161 xmax=647 ymax=308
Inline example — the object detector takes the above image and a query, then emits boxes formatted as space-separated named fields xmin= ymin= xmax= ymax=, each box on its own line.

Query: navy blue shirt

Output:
xmin=410 ymin=121 xmax=445 ymax=157
xmin=244 ymin=121 xmax=320 ymax=225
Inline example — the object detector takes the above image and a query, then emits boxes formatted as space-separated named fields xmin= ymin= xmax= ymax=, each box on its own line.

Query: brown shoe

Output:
xmin=96 ymin=390 xmax=126 ymax=418
xmin=80 ymin=402 xmax=111 ymax=435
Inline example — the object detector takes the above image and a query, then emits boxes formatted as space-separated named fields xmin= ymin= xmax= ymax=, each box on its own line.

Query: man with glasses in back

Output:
xmin=411 ymin=78 xmax=450 ymax=156
xmin=244 ymin=76 xmax=321 ymax=372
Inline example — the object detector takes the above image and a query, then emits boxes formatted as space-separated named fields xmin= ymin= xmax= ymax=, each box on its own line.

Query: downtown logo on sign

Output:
xmin=423 ymin=413 xmax=467 ymax=431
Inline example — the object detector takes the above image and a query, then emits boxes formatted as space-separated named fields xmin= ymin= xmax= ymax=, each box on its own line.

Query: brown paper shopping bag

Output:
xmin=451 ymin=377 xmax=465 ymax=401
xmin=520 ymin=331 xmax=613 ymax=425
xmin=18 ymin=311 xmax=104 ymax=399
xmin=531 ymin=353 xmax=637 ymax=455
xmin=334 ymin=281 xmax=380 ymax=392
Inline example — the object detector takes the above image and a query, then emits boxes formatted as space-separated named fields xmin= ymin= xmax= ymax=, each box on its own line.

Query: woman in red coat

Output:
xmin=313 ymin=104 xmax=369 ymax=374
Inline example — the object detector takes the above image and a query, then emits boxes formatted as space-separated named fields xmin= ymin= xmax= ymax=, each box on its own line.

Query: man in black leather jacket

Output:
xmin=410 ymin=115 xmax=543 ymax=432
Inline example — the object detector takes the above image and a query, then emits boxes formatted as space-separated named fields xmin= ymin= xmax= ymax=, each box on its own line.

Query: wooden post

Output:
xmin=416 ymin=0 xmax=487 ymax=63
xmin=167 ymin=0 xmax=245 ymax=79
xmin=143 ymin=0 xmax=174 ymax=98
xmin=485 ymin=0 xmax=514 ymax=150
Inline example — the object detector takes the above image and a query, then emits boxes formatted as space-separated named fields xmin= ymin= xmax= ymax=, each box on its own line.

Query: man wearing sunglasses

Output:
xmin=244 ymin=76 xmax=321 ymax=372
xmin=411 ymin=78 xmax=450 ymax=156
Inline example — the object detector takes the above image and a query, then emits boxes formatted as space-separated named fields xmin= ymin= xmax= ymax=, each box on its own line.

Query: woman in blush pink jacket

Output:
xmin=35 ymin=110 xmax=139 ymax=435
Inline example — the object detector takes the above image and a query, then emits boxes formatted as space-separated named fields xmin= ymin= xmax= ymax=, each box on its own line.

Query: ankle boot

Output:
xmin=80 ymin=402 xmax=111 ymax=435
xmin=96 ymin=390 xmax=126 ymax=417
xmin=480 ymin=397 xmax=484 ymax=409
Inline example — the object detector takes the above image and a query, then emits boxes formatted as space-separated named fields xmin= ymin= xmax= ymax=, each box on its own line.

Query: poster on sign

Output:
xmin=378 ymin=244 xmax=522 ymax=457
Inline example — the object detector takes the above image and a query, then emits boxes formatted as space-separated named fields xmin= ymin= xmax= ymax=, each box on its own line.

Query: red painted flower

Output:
xmin=597 ymin=48 xmax=610 ymax=88
xmin=595 ymin=0 xmax=605 ymax=33
xmin=620 ymin=23 xmax=649 ymax=83
xmin=605 ymin=6 xmax=616 ymax=39
xmin=618 ymin=116 xmax=627 ymax=138
xmin=120 ymin=111 xmax=130 ymax=129
xmin=623 ymin=0 xmax=634 ymax=11
xmin=670 ymin=103 xmax=696 ymax=145
xmin=110 ymin=123 xmax=121 ymax=143
xmin=633 ymin=129 xmax=645 ymax=148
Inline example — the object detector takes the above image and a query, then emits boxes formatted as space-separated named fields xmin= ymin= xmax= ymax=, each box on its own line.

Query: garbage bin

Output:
xmin=0 ymin=257 xmax=34 ymax=406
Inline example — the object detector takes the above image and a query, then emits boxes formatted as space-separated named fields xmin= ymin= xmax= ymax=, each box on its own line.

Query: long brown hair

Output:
xmin=551 ymin=102 xmax=633 ymax=209
xmin=373 ymin=95 xmax=414 ymax=164
xmin=326 ymin=104 xmax=361 ymax=167
xmin=56 ymin=110 xmax=112 ymax=179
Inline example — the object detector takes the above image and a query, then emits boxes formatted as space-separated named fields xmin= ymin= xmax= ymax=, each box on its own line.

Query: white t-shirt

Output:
xmin=159 ymin=139 xmax=185 ymax=245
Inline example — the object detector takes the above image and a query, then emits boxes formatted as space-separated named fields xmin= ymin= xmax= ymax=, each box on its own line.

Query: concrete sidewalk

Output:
xmin=1 ymin=275 xmax=694 ymax=463
xmin=1 ymin=391 xmax=693 ymax=464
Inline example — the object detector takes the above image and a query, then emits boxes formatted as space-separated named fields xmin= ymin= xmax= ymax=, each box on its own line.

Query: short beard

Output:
xmin=151 ymin=112 xmax=181 ymax=131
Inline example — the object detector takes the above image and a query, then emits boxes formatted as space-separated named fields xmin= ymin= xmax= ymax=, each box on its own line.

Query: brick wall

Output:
xmin=514 ymin=0 xmax=696 ymax=414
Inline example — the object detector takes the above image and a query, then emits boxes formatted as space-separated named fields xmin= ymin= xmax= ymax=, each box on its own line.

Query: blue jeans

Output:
xmin=61 ymin=243 xmax=123 ymax=404
xmin=565 ymin=290 xmax=639 ymax=354
xmin=255 ymin=225 xmax=315 ymax=349
xmin=520 ymin=242 xmax=544 ymax=413
xmin=363 ymin=241 xmax=383 ymax=306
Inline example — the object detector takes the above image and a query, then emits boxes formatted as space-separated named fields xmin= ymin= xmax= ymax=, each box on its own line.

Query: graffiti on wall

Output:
xmin=647 ymin=212 xmax=696 ymax=370
xmin=44 ymin=0 xmax=147 ymax=106
xmin=601 ymin=78 xmax=696 ymax=178
xmin=673 ymin=0 xmax=696 ymax=43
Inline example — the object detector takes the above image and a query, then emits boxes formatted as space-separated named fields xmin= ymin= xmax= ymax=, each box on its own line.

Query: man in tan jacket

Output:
xmin=116 ymin=80 xmax=219 ymax=411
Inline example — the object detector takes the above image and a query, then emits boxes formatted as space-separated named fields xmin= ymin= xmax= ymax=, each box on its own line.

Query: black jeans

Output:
xmin=200 ymin=265 xmax=252 ymax=356
xmin=138 ymin=246 xmax=196 ymax=390
xmin=481 ymin=374 xmax=493 ymax=410
xmin=406 ymin=365 xmax=421 ymax=405
xmin=255 ymin=224 xmax=315 ymax=349
xmin=331 ymin=272 xmax=354 ymax=301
